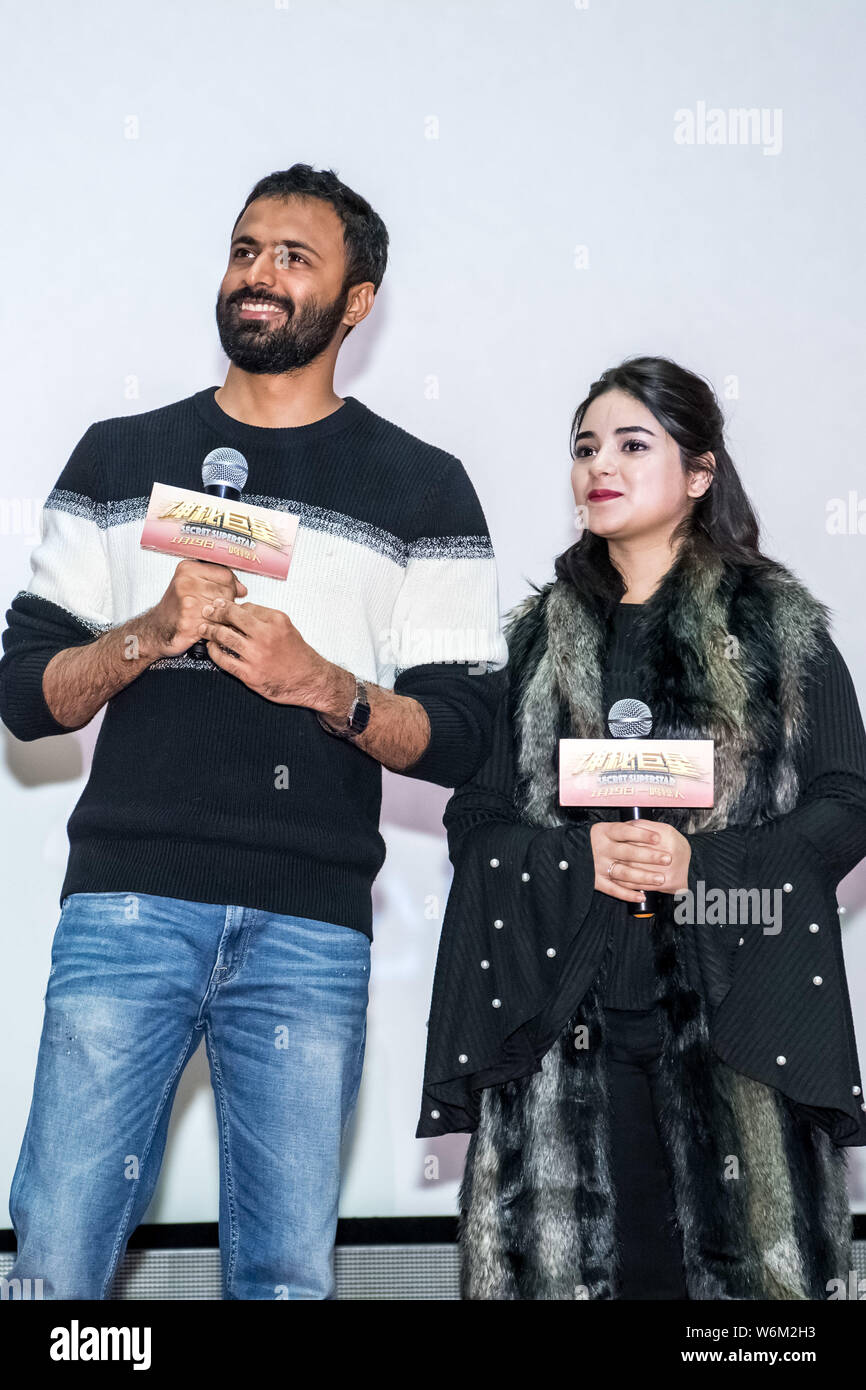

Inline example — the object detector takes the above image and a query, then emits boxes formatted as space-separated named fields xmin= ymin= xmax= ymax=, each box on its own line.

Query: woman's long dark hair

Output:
xmin=554 ymin=356 xmax=772 ymax=612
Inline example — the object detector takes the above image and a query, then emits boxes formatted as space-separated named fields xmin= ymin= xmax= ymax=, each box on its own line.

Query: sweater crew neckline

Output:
xmin=192 ymin=386 xmax=366 ymax=445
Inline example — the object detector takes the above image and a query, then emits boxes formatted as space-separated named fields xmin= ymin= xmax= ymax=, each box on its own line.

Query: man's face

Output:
xmin=216 ymin=195 xmax=354 ymax=374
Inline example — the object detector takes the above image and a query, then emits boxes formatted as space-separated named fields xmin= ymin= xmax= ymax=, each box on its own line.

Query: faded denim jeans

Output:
xmin=8 ymin=891 xmax=370 ymax=1299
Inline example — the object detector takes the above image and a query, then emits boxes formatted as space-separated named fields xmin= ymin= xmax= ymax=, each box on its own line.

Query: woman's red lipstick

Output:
xmin=587 ymin=489 xmax=623 ymax=501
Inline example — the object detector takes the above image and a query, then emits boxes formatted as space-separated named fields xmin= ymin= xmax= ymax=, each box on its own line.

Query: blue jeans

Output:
xmin=8 ymin=891 xmax=370 ymax=1300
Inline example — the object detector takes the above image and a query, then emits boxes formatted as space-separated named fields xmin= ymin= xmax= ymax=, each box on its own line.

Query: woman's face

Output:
xmin=570 ymin=389 xmax=709 ymax=543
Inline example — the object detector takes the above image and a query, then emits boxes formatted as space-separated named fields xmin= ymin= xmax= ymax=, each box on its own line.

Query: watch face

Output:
xmin=347 ymin=680 xmax=370 ymax=734
xmin=350 ymin=699 xmax=371 ymax=733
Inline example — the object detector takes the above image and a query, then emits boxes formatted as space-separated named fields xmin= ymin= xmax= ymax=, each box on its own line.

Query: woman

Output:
xmin=416 ymin=356 xmax=866 ymax=1300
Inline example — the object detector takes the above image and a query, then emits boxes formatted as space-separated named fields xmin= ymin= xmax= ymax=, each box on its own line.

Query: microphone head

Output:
xmin=607 ymin=698 xmax=653 ymax=738
xmin=201 ymin=447 xmax=249 ymax=493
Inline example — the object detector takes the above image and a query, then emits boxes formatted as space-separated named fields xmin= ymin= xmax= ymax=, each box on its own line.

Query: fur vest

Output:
xmin=459 ymin=538 xmax=853 ymax=1300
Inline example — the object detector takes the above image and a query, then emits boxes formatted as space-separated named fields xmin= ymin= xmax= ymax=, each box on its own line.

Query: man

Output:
xmin=0 ymin=164 xmax=508 ymax=1299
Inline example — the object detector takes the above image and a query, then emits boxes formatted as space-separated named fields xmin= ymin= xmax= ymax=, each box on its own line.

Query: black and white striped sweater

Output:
xmin=0 ymin=387 xmax=509 ymax=936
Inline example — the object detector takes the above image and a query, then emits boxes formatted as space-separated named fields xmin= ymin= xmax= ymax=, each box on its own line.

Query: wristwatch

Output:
xmin=316 ymin=677 xmax=371 ymax=740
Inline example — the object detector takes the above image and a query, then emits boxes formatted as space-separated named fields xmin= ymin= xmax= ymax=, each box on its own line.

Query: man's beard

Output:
xmin=215 ymin=286 xmax=350 ymax=374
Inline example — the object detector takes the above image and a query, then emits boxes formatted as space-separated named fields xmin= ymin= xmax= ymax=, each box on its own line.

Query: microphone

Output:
xmin=188 ymin=447 xmax=250 ymax=662
xmin=607 ymin=697 xmax=658 ymax=920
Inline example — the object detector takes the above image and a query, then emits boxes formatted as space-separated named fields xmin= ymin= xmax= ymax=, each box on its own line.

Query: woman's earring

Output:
xmin=573 ymin=504 xmax=587 ymax=536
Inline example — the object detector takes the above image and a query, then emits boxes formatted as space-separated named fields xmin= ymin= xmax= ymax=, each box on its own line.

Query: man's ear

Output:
xmin=343 ymin=282 xmax=376 ymax=331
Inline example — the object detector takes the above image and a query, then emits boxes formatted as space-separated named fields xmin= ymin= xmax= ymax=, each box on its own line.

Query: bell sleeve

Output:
xmin=680 ymin=634 xmax=866 ymax=1144
xmin=416 ymin=671 xmax=609 ymax=1138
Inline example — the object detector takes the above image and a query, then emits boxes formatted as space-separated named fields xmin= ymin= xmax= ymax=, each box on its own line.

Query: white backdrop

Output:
xmin=1 ymin=0 xmax=865 ymax=1224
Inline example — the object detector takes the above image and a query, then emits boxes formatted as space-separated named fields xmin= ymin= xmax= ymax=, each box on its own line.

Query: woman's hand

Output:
xmin=590 ymin=820 xmax=691 ymax=903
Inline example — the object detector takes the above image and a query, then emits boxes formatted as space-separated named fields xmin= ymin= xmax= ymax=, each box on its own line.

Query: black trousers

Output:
xmin=603 ymin=1005 xmax=689 ymax=1300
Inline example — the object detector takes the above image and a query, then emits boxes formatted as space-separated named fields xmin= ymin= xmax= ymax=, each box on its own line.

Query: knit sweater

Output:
xmin=0 ymin=387 xmax=509 ymax=937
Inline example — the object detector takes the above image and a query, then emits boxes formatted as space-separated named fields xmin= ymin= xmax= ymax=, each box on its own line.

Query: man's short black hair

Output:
xmin=232 ymin=164 xmax=389 ymax=297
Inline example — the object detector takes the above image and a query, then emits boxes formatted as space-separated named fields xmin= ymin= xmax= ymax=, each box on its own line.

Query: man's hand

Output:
xmin=196 ymin=595 xmax=435 ymax=772
xmin=196 ymin=596 xmax=331 ymax=705
xmin=139 ymin=559 xmax=248 ymax=661
xmin=590 ymin=819 xmax=691 ymax=903
xmin=40 ymin=558 xmax=250 ymax=731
